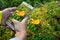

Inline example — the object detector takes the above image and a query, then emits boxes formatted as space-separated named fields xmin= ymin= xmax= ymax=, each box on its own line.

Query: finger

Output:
xmin=12 ymin=19 xmax=20 ymax=25
xmin=1 ymin=12 xmax=12 ymax=25
xmin=21 ymin=17 xmax=28 ymax=23
xmin=10 ymin=12 xmax=13 ymax=14
xmin=8 ymin=7 xmax=16 ymax=12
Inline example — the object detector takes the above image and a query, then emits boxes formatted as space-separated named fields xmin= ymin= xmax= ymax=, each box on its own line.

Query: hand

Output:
xmin=1 ymin=7 xmax=16 ymax=25
xmin=12 ymin=17 xmax=28 ymax=40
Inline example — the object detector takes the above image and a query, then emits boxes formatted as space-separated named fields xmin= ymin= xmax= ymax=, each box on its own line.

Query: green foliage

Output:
xmin=0 ymin=26 xmax=13 ymax=40
xmin=0 ymin=0 xmax=54 ymax=10
xmin=0 ymin=0 xmax=60 ymax=40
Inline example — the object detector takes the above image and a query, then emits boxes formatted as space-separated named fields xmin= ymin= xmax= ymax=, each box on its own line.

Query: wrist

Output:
xmin=15 ymin=29 xmax=26 ymax=32
xmin=15 ymin=31 xmax=26 ymax=40
xmin=0 ymin=11 xmax=3 ymax=24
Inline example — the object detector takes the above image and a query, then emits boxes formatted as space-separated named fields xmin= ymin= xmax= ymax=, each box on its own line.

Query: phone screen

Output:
xmin=6 ymin=2 xmax=33 ymax=30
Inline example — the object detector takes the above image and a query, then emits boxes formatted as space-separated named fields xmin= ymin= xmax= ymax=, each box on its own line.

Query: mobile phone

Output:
xmin=6 ymin=2 xmax=34 ymax=31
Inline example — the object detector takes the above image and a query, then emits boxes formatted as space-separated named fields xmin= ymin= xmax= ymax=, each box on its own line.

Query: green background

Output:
xmin=0 ymin=0 xmax=60 ymax=40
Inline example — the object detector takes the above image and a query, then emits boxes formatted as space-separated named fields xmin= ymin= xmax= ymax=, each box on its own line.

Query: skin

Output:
xmin=12 ymin=17 xmax=28 ymax=40
xmin=1 ymin=7 xmax=28 ymax=40
xmin=2 ymin=7 xmax=16 ymax=25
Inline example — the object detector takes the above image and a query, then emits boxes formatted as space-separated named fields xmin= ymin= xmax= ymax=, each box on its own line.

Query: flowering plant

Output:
xmin=1 ymin=1 xmax=60 ymax=40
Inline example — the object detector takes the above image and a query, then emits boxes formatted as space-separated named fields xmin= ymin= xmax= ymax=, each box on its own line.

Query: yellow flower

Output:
xmin=16 ymin=10 xmax=20 ymax=13
xmin=35 ymin=19 xmax=40 ymax=24
xmin=16 ymin=10 xmax=26 ymax=17
xmin=31 ymin=19 xmax=35 ymax=25
xmin=20 ymin=11 xmax=26 ymax=16
xmin=16 ymin=10 xmax=21 ymax=16
xmin=31 ymin=19 xmax=40 ymax=25
xmin=16 ymin=12 xmax=20 ymax=16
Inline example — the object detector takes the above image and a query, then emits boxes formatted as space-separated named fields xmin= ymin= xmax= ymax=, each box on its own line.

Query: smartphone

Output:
xmin=6 ymin=2 xmax=34 ymax=31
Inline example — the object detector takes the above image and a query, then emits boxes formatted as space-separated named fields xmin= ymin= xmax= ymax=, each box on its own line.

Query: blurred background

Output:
xmin=0 ymin=0 xmax=59 ymax=10
xmin=0 ymin=0 xmax=60 ymax=40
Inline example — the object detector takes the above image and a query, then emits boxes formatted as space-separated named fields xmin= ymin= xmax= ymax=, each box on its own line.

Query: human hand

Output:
xmin=12 ymin=17 xmax=28 ymax=40
xmin=1 ymin=7 xmax=16 ymax=25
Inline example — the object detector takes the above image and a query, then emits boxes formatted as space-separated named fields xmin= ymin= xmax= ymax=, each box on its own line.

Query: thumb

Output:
xmin=8 ymin=7 xmax=16 ymax=12
xmin=12 ymin=19 xmax=20 ymax=25
xmin=21 ymin=17 xmax=28 ymax=23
